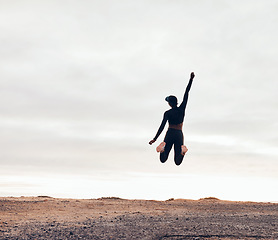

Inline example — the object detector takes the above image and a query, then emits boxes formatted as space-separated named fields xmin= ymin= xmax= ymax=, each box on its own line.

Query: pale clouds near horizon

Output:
xmin=1 ymin=0 xmax=278 ymax=192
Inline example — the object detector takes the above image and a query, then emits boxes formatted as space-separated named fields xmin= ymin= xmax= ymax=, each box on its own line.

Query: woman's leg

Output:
xmin=160 ymin=130 xmax=174 ymax=163
xmin=174 ymin=131 xmax=184 ymax=166
xmin=160 ymin=142 xmax=173 ymax=163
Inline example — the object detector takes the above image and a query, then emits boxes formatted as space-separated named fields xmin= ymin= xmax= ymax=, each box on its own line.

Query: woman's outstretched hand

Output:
xmin=149 ymin=139 xmax=156 ymax=145
xmin=190 ymin=72 xmax=195 ymax=79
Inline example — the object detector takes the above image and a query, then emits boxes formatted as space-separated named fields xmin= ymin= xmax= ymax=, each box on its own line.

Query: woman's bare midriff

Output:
xmin=169 ymin=123 xmax=183 ymax=130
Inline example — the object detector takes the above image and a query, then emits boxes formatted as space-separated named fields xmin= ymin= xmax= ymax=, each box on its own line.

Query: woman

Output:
xmin=149 ymin=72 xmax=195 ymax=165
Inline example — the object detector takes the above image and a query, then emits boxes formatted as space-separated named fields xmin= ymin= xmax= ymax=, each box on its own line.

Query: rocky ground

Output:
xmin=0 ymin=196 xmax=277 ymax=239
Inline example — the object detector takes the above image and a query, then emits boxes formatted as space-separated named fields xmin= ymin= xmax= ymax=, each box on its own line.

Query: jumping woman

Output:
xmin=149 ymin=72 xmax=195 ymax=165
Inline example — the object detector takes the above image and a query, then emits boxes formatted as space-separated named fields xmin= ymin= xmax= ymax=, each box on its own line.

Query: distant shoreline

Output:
xmin=1 ymin=195 xmax=277 ymax=204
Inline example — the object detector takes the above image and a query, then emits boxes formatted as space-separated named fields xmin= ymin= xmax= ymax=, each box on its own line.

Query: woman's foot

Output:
xmin=181 ymin=145 xmax=188 ymax=155
xmin=156 ymin=142 xmax=166 ymax=153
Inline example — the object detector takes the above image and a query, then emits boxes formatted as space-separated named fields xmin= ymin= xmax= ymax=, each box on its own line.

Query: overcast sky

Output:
xmin=1 ymin=0 xmax=277 ymax=201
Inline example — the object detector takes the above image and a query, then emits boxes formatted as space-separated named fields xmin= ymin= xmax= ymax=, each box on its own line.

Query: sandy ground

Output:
xmin=0 ymin=196 xmax=277 ymax=239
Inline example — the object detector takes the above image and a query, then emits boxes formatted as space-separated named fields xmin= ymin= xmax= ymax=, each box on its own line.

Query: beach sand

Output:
xmin=0 ymin=196 xmax=277 ymax=239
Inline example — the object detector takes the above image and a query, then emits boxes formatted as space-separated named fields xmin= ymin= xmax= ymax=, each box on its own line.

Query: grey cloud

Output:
xmin=0 ymin=0 xmax=277 ymax=188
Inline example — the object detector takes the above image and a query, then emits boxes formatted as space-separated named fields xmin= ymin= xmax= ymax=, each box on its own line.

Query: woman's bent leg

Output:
xmin=174 ymin=131 xmax=184 ymax=166
xmin=160 ymin=142 xmax=173 ymax=163
xmin=160 ymin=130 xmax=174 ymax=163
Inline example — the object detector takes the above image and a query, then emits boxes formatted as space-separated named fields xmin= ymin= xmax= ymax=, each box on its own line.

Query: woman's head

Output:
xmin=165 ymin=95 xmax=177 ymax=107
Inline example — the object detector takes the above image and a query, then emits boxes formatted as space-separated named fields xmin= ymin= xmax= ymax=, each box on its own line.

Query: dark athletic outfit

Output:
xmin=153 ymin=78 xmax=193 ymax=165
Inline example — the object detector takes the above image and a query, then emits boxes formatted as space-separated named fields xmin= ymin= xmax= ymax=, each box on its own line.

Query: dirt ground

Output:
xmin=0 ymin=196 xmax=277 ymax=239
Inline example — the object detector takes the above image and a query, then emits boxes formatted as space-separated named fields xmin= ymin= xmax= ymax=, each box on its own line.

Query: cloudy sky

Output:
xmin=1 ymin=0 xmax=277 ymax=201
